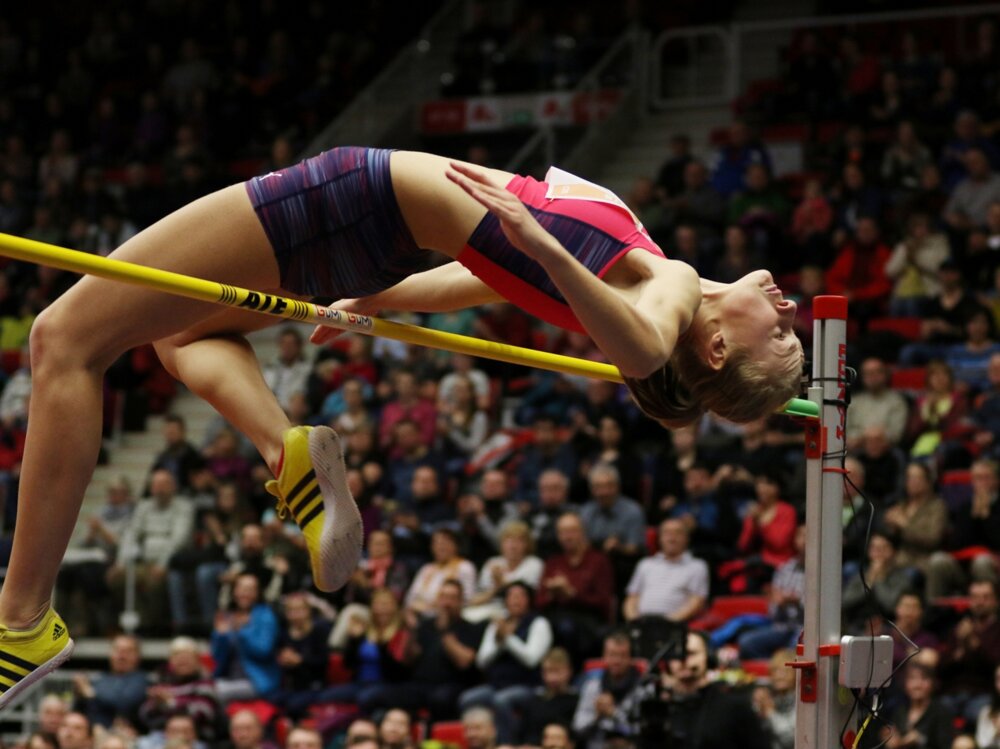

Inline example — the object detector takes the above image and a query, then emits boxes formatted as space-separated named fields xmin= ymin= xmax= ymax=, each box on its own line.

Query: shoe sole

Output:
xmin=0 ymin=637 xmax=75 ymax=712
xmin=308 ymin=426 xmax=363 ymax=592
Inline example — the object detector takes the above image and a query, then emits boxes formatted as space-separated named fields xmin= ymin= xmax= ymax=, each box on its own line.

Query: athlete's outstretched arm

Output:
xmin=447 ymin=162 xmax=694 ymax=378
xmin=310 ymin=261 xmax=504 ymax=345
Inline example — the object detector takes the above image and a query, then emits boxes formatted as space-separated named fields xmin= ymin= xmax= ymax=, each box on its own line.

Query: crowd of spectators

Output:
xmin=5 ymin=4 xmax=1000 ymax=749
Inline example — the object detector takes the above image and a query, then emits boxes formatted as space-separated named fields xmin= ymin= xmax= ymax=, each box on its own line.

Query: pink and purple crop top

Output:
xmin=457 ymin=170 xmax=666 ymax=334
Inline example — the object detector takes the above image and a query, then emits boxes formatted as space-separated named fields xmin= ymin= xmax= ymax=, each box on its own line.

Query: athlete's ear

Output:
xmin=706 ymin=331 xmax=726 ymax=371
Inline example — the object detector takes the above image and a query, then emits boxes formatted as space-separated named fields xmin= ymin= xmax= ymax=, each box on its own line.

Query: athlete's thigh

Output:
xmin=44 ymin=183 xmax=281 ymax=361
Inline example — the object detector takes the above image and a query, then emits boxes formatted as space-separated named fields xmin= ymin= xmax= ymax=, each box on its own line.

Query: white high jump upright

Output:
xmin=792 ymin=295 xmax=851 ymax=749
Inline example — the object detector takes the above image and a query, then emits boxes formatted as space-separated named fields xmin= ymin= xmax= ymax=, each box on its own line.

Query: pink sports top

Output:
xmin=456 ymin=168 xmax=666 ymax=334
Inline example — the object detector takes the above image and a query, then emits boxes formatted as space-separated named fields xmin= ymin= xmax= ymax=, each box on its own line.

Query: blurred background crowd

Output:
xmin=1 ymin=1 xmax=1000 ymax=749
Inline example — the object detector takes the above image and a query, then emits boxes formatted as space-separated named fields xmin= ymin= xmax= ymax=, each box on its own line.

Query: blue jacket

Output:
xmin=210 ymin=604 xmax=281 ymax=697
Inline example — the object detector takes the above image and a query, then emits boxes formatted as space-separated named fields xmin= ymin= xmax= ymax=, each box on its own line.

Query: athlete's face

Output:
xmin=718 ymin=270 xmax=801 ymax=368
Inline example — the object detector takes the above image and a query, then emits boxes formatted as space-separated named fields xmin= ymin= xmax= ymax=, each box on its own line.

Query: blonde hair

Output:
xmin=499 ymin=520 xmax=535 ymax=554
xmin=625 ymin=334 xmax=803 ymax=427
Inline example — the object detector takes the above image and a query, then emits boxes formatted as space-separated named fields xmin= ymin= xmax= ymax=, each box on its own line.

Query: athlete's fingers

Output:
xmin=310 ymin=324 xmax=339 ymax=344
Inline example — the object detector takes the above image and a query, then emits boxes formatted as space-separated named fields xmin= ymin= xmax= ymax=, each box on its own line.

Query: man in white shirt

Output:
xmin=623 ymin=519 xmax=709 ymax=623
xmin=845 ymin=356 xmax=909 ymax=450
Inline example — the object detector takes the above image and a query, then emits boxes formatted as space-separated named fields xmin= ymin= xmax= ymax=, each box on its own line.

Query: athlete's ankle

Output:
xmin=0 ymin=600 xmax=51 ymax=631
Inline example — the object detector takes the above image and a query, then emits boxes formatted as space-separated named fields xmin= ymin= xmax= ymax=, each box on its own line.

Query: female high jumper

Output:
xmin=0 ymin=147 xmax=802 ymax=705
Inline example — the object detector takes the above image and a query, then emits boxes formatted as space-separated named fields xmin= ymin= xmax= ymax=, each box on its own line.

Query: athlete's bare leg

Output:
xmin=0 ymin=184 xmax=283 ymax=628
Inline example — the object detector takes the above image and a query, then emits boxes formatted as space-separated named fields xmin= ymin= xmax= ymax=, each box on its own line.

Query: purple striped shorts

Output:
xmin=245 ymin=147 xmax=426 ymax=299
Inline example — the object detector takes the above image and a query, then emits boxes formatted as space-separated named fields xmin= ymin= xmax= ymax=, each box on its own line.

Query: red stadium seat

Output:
xmin=645 ymin=526 xmax=658 ymax=554
xmin=869 ymin=317 xmax=923 ymax=340
xmin=689 ymin=595 xmax=770 ymax=631
xmin=327 ymin=652 xmax=353 ymax=684
xmin=430 ymin=722 xmax=468 ymax=749
xmin=741 ymin=659 xmax=771 ymax=678
xmin=890 ymin=367 xmax=927 ymax=392
xmin=584 ymin=658 xmax=649 ymax=674
xmin=932 ymin=597 xmax=971 ymax=614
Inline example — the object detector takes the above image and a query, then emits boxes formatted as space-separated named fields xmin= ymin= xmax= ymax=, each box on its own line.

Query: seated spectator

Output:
xmin=572 ymin=632 xmax=643 ymax=749
xmin=139 ymin=637 xmax=227 ymax=744
xmin=945 ymin=309 xmax=1000 ymax=395
xmin=655 ymin=133 xmax=693 ymax=199
xmin=37 ymin=693 xmax=69 ymax=735
xmin=469 ymin=468 xmax=521 ymax=551
xmin=927 ymin=458 xmax=1000 ymax=598
xmin=881 ymin=591 xmax=940 ymax=671
xmin=344 ymin=718 xmax=378 ymax=746
xmin=885 ymin=212 xmax=950 ymax=318
xmin=842 ymin=532 xmax=915 ymax=628
xmin=108 ymin=469 xmax=195 ymax=634
xmin=945 ymin=149 xmax=1000 ymax=236
xmin=262 ymin=327 xmax=311 ymax=415
xmin=56 ymin=713 xmax=92 ymax=749
xmin=217 ymin=524 xmax=287 ymax=609
xmin=727 ymin=163 xmax=789 ymax=254
xmin=901 ymin=260 xmax=992 ymax=366
xmin=623 ymin=519 xmax=709 ymax=624
xmin=973 ymin=664 xmax=1000 ymax=749
xmin=168 ymin=481 xmax=248 ymax=635
xmin=71 ymin=634 xmax=148 ymax=729
xmin=539 ymin=724 xmax=574 ymax=749
xmin=578 ymin=414 xmax=644 ymax=505
xmin=339 ymin=528 xmax=411 ymax=608
xmin=466 ymin=520 xmax=544 ymax=622
xmin=210 ymin=573 xmax=281 ymax=704
xmin=854 ymin=425 xmax=906 ymax=503
xmin=624 ymin=176 xmax=668 ymax=243
xmin=202 ymin=427 xmax=252 ymax=495
xmin=846 ymin=358 xmax=910 ymax=451
xmin=361 ymin=579 xmax=483 ymax=720
xmin=409 ymin=464 xmax=452 ymax=530
xmin=517 ymin=647 xmax=580 ymax=745
xmin=323 ymin=377 xmax=374 ymax=435
xmin=271 ymin=592 xmax=332 ymax=720
xmin=227 ymin=709 xmax=278 ymax=749
xmin=824 ymin=216 xmax=893 ymax=325
xmin=967 ymin=354 xmax=1000 ymax=453
xmin=380 ymin=370 xmax=437 ymax=456
xmin=462 ymin=707 xmax=498 ymax=749
xmin=830 ymin=164 xmax=885 ymax=242
xmin=737 ymin=472 xmax=798 ymax=573
xmin=881 ymin=462 xmax=948 ymax=575
xmin=713 ymin=224 xmax=757 ymax=284
xmin=906 ymin=362 xmax=967 ymax=459
xmin=136 ymin=712 xmax=208 ymax=749
xmin=378 ymin=708 xmax=416 ymax=749
xmin=286 ymin=728 xmax=322 ymax=749
xmin=873 ymin=663 xmax=953 ymax=749
xmin=881 ymin=120 xmax=934 ymax=202
xmin=790 ymin=178 xmax=834 ymax=264
xmin=536 ymin=513 xmax=615 ymax=664
xmin=385 ymin=418 xmax=446 ymax=508
xmin=578 ymin=463 xmax=646 ymax=590
xmin=940 ymin=110 xmax=1000 ymax=191
xmin=752 ymin=649 xmax=797 ymax=749
xmin=868 ymin=70 xmax=911 ymax=127
xmin=323 ymin=588 xmax=411 ymax=707
xmin=529 ymin=468 xmax=576 ymax=560
xmin=58 ymin=475 xmax=134 ymax=636
xmin=438 ymin=353 xmax=491 ymax=412
xmin=710 ymin=120 xmax=772 ymax=198
xmin=939 ymin=580 xmax=1000 ymax=725
xmin=405 ymin=527 xmax=476 ymax=618
xmin=460 ymin=582 xmax=553 ymax=744
xmin=437 ymin=373 xmax=490 ymax=473
xmin=516 ymin=415 xmax=577 ymax=506
xmin=150 ymin=414 xmax=205 ymax=492
xmin=663 ymin=160 xmax=725 ymax=236
xmin=723 ymin=525 xmax=805 ymax=659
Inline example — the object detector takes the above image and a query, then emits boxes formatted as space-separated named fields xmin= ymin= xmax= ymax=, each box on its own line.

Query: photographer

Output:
xmin=620 ymin=630 xmax=769 ymax=749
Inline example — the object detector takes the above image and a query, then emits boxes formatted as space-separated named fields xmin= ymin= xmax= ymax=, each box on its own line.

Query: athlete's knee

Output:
xmin=30 ymin=303 xmax=119 ymax=376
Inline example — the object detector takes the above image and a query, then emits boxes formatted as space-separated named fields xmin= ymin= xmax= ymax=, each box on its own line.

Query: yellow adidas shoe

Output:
xmin=266 ymin=425 xmax=362 ymax=592
xmin=0 ymin=608 xmax=74 ymax=711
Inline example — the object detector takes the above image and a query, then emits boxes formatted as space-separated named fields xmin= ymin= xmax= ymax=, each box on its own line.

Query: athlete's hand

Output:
xmin=310 ymin=296 xmax=380 ymax=345
xmin=446 ymin=161 xmax=558 ymax=262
